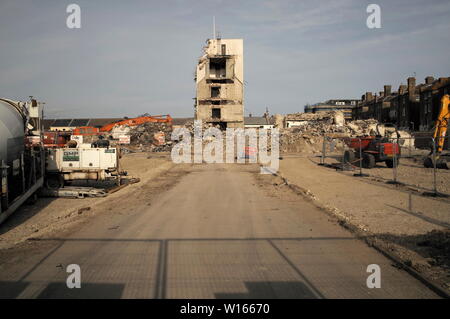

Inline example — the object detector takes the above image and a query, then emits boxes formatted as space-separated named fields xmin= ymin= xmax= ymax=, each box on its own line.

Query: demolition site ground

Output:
xmin=0 ymin=151 xmax=448 ymax=298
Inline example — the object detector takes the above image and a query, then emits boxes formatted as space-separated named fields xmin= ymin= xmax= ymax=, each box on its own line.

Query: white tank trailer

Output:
xmin=0 ymin=98 xmax=45 ymax=225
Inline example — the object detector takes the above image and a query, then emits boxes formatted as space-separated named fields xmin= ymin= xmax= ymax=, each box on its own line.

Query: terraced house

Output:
xmin=354 ymin=75 xmax=450 ymax=132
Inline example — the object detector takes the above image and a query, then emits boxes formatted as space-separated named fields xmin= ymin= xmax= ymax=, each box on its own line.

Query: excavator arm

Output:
xmin=424 ymin=94 xmax=450 ymax=168
xmin=72 ymin=115 xmax=173 ymax=136
xmin=433 ymin=94 xmax=450 ymax=154
xmin=99 ymin=115 xmax=173 ymax=132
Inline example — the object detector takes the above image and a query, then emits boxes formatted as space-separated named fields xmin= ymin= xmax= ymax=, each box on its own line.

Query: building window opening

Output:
xmin=211 ymin=87 xmax=220 ymax=98
xmin=212 ymin=108 xmax=221 ymax=119
xmin=209 ymin=58 xmax=226 ymax=78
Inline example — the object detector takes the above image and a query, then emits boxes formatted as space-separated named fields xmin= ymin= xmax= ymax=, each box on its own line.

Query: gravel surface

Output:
xmin=0 ymin=163 xmax=439 ymax=298
xmin=279 ymin=156 xmax=450 ymax=291
xmin=0 ymin=154 xmax=172 ymax=250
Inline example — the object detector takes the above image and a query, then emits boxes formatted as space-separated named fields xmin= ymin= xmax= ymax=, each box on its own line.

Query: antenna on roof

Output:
xmin=213 ymin=16 xmax=216 ymax=39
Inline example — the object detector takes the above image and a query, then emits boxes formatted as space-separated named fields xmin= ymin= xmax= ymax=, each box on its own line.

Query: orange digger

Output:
xmin=73 ymin=115 xmax=173 ymax=136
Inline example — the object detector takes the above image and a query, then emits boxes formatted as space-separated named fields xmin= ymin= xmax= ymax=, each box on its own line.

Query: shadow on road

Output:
xmin=215 ymin=281 xmax=317 ymax=299
xmin=0 ymin=236 xmax=356 ymax=299
xmin=0 ymin=197 xmax=57 ymax=236
xmin=0 ymin=281 xmax=125 ymax=299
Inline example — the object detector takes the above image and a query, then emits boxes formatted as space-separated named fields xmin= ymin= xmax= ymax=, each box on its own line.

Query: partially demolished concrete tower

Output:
xmin=195 ymin=38 xmax=244 ymax=129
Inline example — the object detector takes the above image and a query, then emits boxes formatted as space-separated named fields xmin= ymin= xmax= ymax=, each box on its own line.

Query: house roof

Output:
xmin=42 ymin=119 xmax=56 ymax=129
xmin=419 ymin=77 xmax=450 ymax=93
xmin=43 ymin=117 xmax=125 ymax=129
xmin=244 ymin=117 xmax=271 ymax=125
xmin=42 ymin=117 xmax=193 ymax=130
xmin=51 ymin=119 xmax=72 ymax=127
xmin=70 ymin=119 xmax=91 ymax=127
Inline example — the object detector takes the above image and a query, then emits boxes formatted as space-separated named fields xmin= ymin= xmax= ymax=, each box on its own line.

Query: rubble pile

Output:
xmin=280 ymin=111 xmax=344 ymax=153
xmin=111 ymin=122 xmax=173 ymax=152
xmin=279 ymin=130 xmax=323 ymax=153
xmin=129 ymin=122 xmax=172 ymax=145
xmin=183 ymin=121 xmax=215 ymax=135
xmin=110 ymin=112 xmax=414 ymax=155
xmin=279 ymin=111 xmax=413 ymax=153
xmin=346 ymin=119 xmax=380 ymax=136
xmin=285 ymin=111 xmax=345 ymax=125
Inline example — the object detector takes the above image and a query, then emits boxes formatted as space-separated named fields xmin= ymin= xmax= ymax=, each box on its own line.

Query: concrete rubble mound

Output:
xmin=285 ymin=111 xmax=345 ymax=125
xmin=279 ymin=111 xmax=413 ymax=153
xmin=130 ymin=122 xmax=172 ymax=144
xmin=113 ymin=112 xmax=414 ymax=155
xmin=183 ymin=121 xmax=215 ymax=135
xmin=112 ymin=122 xmax=173 ymax=152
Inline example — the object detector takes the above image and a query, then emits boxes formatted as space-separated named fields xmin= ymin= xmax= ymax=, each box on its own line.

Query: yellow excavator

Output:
xmin=424 ymin=94 xmax=450 ymax=169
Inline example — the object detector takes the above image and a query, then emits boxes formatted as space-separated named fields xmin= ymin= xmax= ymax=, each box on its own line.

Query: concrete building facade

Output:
xmin=195 ymin=38 xmax=244 ymax=129
xmin=305 ymin=99 xmax=359 ymax=120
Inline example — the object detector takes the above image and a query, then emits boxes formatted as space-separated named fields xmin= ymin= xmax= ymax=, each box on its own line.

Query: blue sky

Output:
xmin=1 ymin=0 xmax=449 ymax=118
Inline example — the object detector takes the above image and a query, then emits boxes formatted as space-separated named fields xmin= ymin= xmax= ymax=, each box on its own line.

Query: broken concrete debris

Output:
xmin=279 ymin=111 xmax=414 ymax=153
xmin=111 ymin=110 xmax=414 ymax=155
xmin=111 ymin=121 xmax=174 ymax=152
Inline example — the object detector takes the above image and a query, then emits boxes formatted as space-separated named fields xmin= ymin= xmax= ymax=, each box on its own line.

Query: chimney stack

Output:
xmin=425 ymin=76 xmax=434 ymax=85
xmin=407 ymin=77 xmax=416 ymax=89
xmin=384 ymin=85 xmax=392 ymax=96
xmin=366 ymin=92 xmax=373 ymax=101
xmin=398 ymin=85 xmax=407 ymax=95
xmin=408 ymin=77 xmax=416 ymax=100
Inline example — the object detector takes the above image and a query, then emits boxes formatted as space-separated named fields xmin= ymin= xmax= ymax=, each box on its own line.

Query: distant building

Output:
xmin=195 ymin=38 xmax=244 ymax=129
xmin=353 ymin=75 xmax=450 ymax=131
xmin=305 ymin=99 xmax=359 ymax=120
xmin=355 ymin=86 xmax=396 ymax=124
xmin=47 ymin=119 xmax=91 ymax=131
xmin=244 ymin=116 xmax=274 ymax=129
xmin=419 ymin=76 xmax=450 ymax=131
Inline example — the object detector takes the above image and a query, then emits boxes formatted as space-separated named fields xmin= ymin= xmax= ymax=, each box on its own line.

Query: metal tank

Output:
xmin=0 ymin=99 xmax=25 ymax=167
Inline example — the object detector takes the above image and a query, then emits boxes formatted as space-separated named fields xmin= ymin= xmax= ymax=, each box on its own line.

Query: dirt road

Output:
xmin=0 ymin=163 xmax=440 ymax=298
